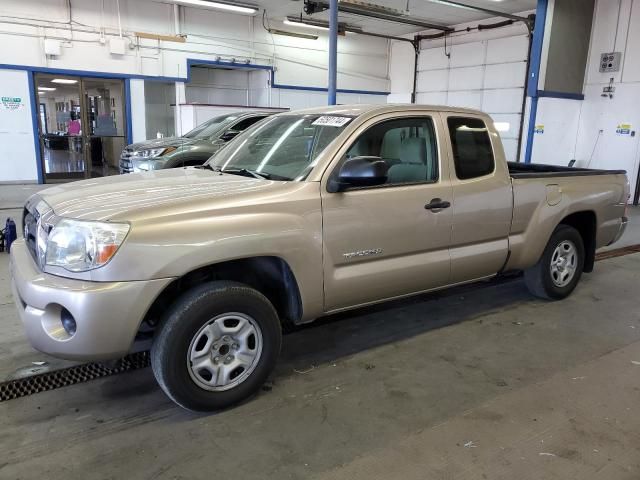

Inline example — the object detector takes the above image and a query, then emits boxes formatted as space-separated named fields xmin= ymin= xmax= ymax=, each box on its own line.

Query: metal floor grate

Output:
xmin=0 ymin=351 xmax=151 ymax=402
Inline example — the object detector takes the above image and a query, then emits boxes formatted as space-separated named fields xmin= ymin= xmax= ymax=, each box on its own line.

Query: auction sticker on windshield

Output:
xmin=312 ymin=116 xmax=352 ymax=127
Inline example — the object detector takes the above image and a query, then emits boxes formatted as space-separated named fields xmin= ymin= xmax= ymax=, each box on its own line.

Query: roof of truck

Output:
xmin=281 ymin=104 xmax=488 ymax=117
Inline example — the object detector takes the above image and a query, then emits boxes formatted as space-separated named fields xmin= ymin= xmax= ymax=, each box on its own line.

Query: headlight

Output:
xmin=132 ymin=157 xmax=168 ymax=172
xmin=44 ymin=219 xmax=130 ymax=272
xmin=131 ymin=148 xmax=166 ymax=159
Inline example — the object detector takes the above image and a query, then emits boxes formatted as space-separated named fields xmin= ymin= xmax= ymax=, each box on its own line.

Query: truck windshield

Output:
xmin=183 ymin=114 xmax=239 ymax=140
xmin=206 ymin=114 xmax=353 ymax=181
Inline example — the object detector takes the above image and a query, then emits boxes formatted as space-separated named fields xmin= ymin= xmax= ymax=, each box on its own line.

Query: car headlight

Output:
xmin=132 ymin=157 xmax=168 ymax=172
xmin=44 ymin=219 xmax=130 ymax=272
xmin=131 ymin=148 xmax=166 ymax=159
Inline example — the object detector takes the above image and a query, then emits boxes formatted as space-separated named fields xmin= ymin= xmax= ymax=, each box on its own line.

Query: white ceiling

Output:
xmin=260 ymin=0 xmax=537 ymax=36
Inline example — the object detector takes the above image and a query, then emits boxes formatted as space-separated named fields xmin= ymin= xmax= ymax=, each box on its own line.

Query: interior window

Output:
xmin=345 ymin=117 xmax=438 ymax=185
xmin=447 ymin=117 xmax=495 ymax=180
xmin=232 ymin=116 xmax=267 ymax=132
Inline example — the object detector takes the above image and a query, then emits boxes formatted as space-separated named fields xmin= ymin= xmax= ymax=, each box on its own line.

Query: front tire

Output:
xmin=524 ymin=224 xmax=585 ymax=300
xmin=151 ymin=281 xmax=282 ymax=411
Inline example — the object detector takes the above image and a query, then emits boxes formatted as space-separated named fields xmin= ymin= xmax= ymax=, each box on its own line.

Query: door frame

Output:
xmin=33 ymin=73 xmax=128 ymax=182
xmin=23 ymin=66 xmax=157 ymax=184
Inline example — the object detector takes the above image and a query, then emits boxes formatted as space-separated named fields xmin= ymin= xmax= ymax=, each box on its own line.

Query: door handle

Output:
xmin=424 ymin=198 xmax=451 ymax=211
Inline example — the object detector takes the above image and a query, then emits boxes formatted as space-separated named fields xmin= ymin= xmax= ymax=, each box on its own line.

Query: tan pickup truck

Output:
xmin=11 ymin=105 xmax=628 ymax=411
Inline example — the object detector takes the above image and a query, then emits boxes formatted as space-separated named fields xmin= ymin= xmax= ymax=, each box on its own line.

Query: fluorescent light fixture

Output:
xmin=428 ymin=0 xmax=477 ymax=11
xmin=38 ymin=87 xmax=56 ymax=91
xmin=283 ymin=16 xmax=361 ymax=34
xmin=167 ymin=0 xmax=257 ymax=14
xmin=494 ymin=122 xmax=510 ymax=132
xmin=51 ymin=78 xmax=78 ymax=84
xmin=284 ymin=17 xmax=329 ymax=31
xmin=268 ymin=28 xmax=318 ymax=40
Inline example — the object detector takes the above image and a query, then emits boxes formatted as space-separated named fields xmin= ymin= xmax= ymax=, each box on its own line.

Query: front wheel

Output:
xmin=151 ymin=281 xmax=282 ymax=411
xmin=524 ymin=224 xmax=585 ymax=300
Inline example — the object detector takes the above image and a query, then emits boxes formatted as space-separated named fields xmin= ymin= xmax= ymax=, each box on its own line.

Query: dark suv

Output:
xmin=119 ymin=111 xmax=274 ymax=173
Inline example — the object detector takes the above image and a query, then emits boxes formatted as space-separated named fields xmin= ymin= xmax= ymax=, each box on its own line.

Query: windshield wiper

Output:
xmin=220 ymin=168 xmax=270 ymax=180
xmin=195 ymin=164 xmax=216 ymax=171
xmin=200 ymin=165 xmax=290 ymax=180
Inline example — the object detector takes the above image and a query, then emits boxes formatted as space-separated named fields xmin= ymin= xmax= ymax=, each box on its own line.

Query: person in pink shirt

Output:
xmin=67 ymin=112 xmax=81 ymax=135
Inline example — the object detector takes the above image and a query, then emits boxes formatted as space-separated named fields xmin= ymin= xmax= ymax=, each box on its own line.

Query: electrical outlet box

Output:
xmin=109 ymin=37 xmax=126 ymax=55
xmin=44 ymin=39 xmax=62 ymax=56
xmin=599 ymin=52 xmax=622 ymax=73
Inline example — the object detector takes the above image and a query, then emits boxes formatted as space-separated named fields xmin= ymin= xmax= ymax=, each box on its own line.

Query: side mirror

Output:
xmin=328 ymin=156 xmax=388 ymax=193
xmin=219 ymin=130 xmax=240 ymax=142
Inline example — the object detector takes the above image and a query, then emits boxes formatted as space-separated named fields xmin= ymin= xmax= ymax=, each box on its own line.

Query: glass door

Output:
xmin=35 ymin=73 xmax=85 ymax=182
xmin=82 ymin=78 xmax=126 ymax=177
xmin=34 ymin=74 xmax=127 ymax=182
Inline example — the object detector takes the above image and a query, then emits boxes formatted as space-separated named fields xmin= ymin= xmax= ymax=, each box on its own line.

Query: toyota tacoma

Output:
xmin=11 ymin=105 xmax=628 ymax=411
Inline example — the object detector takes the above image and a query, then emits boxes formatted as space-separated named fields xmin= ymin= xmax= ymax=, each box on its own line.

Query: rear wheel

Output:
xmin=524 ymin=224 xmax=585 ymax=300
xmin=151 ymin=281 xmax=282 ymax=411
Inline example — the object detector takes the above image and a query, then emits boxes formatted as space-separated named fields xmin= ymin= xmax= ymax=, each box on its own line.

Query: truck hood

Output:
xmin=127 ymin=136 xmax=201 ymax=150
xmin=35 ymin=168 xmax=285 ymax=221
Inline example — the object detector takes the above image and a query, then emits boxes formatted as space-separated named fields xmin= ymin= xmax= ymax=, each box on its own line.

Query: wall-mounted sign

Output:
xmin=616 ymin=123 xmax=632 ymax=136
xmin=534 ymin=124 xmax=544 ymax=134
xmin=1 ymin=96 xmax=24 ymax=111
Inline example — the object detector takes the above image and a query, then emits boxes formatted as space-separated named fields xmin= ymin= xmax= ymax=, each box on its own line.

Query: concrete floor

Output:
xmin=1 ymin=184 xmax=640 ymax=479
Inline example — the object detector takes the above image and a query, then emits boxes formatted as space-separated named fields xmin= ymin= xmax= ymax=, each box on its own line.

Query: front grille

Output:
xmin=22 ymin=198 xmax=55 ymax=270
xmin=23 ymin=204 xmax=39 ymax=264
xmin=120 ymin=148 xmax=134 ymax=173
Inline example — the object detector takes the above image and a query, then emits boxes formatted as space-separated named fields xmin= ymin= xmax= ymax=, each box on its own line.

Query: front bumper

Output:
xmin=10 ymin=239 xmax=173 ymax=361
xmin=608 ymin=216 xmax=628 ymax=246
xmin=119 ymin=148 xmax=134 ymax=173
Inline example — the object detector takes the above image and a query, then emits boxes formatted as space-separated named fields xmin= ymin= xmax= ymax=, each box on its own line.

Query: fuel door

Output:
xmin=546 ymin=184 xmax=562 ymax=206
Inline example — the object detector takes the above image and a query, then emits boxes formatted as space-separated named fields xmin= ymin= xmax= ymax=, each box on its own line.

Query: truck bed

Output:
xmin=508 ymin=162 xmax=626 ymax=179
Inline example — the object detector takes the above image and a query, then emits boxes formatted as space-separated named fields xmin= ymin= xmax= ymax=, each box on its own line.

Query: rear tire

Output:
xmin=151 ymin=281 xmax=282 ymax=411
xmin=524 ymin=224 xmax=585 ymax=300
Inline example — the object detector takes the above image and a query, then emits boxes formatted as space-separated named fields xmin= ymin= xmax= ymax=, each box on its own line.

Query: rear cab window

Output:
xmin=447 ymin=117 xmax=495 ymax=180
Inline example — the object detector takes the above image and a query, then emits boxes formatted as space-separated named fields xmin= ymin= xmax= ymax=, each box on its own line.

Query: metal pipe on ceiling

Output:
xmin=305 ymin=1 xmax=453 ymax=31
xmin=426 ymin=0 xmax=532 ymax=24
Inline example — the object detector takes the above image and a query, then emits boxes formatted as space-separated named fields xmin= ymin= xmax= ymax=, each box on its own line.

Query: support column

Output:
xmin=523 ymin=0 xmax=549 ymax=163
xmin=175 ymin=81 xmax=186 ymax=136
xmin=328 ymin=0 xmax=338 ymax=105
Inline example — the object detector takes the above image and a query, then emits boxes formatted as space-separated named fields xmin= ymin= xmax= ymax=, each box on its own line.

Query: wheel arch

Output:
xmin=138 ymin=256 xmax=303 ymax=338
xmin=558 ymin=210 xmax=596 ymax=273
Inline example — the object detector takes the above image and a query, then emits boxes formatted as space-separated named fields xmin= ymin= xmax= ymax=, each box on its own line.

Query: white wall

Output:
xmin=390 ymin=15 xmax=532 ymax=162
xmin=0 ymin=69 xmax=39 ymax=182
xmin=0 ymin=0 xmax=389 ymax=92
xmin=532 ymin=0 xmax=640 ymax=198
xmin=129 ymin=79 xmax=146 ymax=143
xmin=0 ymin=0 xmax=391 ymax=182
xmin=187 ymin=68 xmax=251 ymax=106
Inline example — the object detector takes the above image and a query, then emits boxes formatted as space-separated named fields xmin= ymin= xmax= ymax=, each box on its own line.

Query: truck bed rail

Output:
xmin=508 ymin=162 xmax=626 ymax=179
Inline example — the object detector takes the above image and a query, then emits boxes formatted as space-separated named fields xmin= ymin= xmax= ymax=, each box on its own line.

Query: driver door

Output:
xmin=321 ymin=112 xmax=453 ymax=312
